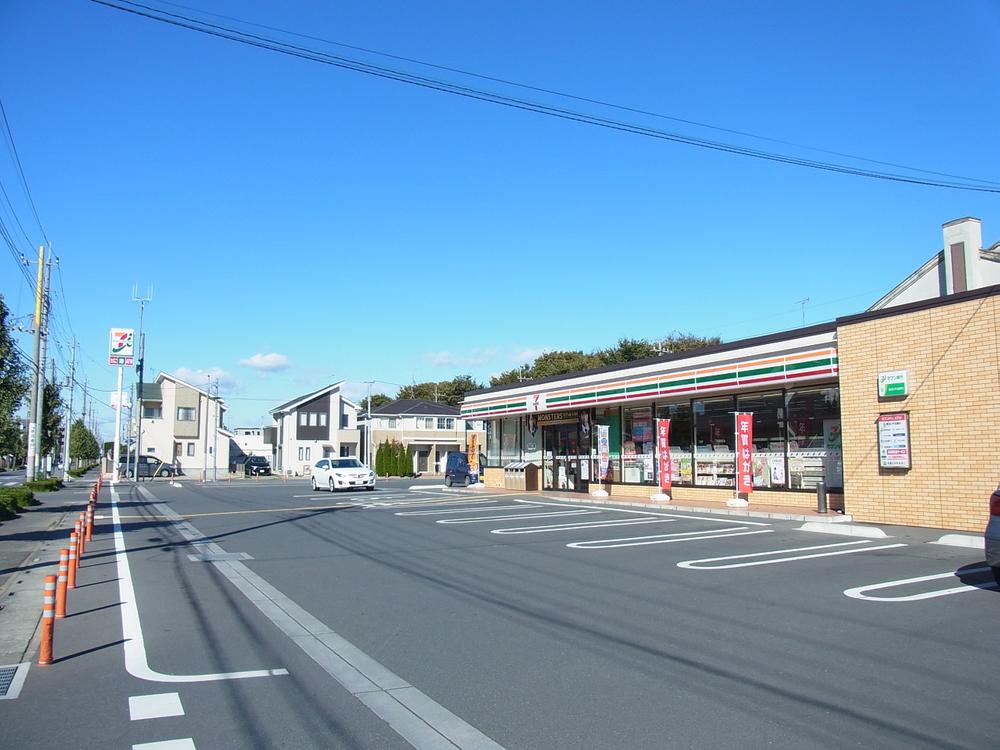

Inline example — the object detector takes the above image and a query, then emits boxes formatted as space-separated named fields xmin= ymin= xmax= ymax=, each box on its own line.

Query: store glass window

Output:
xmin=500 ymin=418 xmax=520 ymax=465
xmin=622 ymin=405 xmax=655 ymax=484
xmin=655 ymin=401 xmax=694 ymax=485
xmin=736 ymin=391 xmax=786 ymax=489
xmin=486 ymin=420 xmax=501 ymax=468
xmin=522 ymin=414 xmax=542 ymax=463
xmin=786 ymin=387 xmax=842 ymax=489
xmin=694 ymin=396 xmax=736 ymax=487
xmin=592 ymin=407 xmax=621 ymax=482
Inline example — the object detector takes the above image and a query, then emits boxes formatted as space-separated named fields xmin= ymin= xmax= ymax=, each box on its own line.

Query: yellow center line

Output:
xmin=116 ymin=503 xmax=356 ymax=519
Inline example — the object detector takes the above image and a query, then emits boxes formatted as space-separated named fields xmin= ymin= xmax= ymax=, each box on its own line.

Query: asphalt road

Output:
xmin=2 ymin=477 xmax=997 ymax=749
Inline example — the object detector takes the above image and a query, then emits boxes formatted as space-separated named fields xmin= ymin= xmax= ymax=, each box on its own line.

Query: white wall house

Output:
xmin=363 ymin=399 xmax=486 ymax=474
xmin=870 ymin=217 xmax=1000 ymax=310
xmin=270 ymin=381 xmax=361 ymax=476
xmin=138 ymin=373 xmax=231 ymax=480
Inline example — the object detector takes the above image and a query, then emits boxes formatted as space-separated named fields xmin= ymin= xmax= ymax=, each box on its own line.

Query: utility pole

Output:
xmin=202 ymin=375 xmax=211 ymax=482
xmin=61 ymin=341 xmax=76 ymax=480
xmin=131 ymin=285 xmax=152 ymax=478
xmin=365 ymin=380 xmax=374 ymax=467
xmin=26 ymin=247 xmax=50 ymax=481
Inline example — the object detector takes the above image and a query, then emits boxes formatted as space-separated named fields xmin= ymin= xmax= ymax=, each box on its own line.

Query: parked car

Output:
xmin=119 ymin=455 xmax=175 ymax=478
xmin=243 ymin=456 xmax=271 ymax=477
xmin=987 ymin=484 xmax=1000 ymax=584
xmin=443 ymin=451 xmax=486 ymax=487
xmin=311 ymin=457 xmax=375 ymax=492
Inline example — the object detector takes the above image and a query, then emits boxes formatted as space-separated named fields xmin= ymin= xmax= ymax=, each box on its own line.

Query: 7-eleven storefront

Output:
xmin=461 ymin=285 xmax=1000 ymax=532
xmin=463 ymin=326 xmax=845 ymax=510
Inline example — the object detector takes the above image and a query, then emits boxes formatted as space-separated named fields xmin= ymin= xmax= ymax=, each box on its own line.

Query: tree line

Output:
xmin=360 ymin=332 xmax=720 ymax=410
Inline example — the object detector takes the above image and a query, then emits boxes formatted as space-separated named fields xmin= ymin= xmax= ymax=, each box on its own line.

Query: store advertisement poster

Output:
xmin=877 ymin=413 xmax=910 ymax=469
xmin=657 ymin=419 xmax=672 ymax=492
xmin=597 ymin=425 xmax=609 ymax=481
xmin=735 ymin=412 xmax=754 ymax=493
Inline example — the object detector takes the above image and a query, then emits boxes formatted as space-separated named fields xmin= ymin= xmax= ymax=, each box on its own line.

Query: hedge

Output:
xmin=0 ymin=487 xmax=36 ymax=515
xmin=23 ymin=478 xmax=64 ymax=492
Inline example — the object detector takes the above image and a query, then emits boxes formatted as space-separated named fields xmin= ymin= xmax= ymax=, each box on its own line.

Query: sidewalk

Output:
xmin=0 ymin=473 xmax=97 ymax=667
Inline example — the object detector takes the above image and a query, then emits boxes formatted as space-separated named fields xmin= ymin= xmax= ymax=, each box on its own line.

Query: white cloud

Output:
xmin=423 ymin=348 xmax=499 ymax=367
xmin=239 ymin=352 xmax=290 ymax=372
xmin=172 ymin=367 xmax=238 ymax=393
xmin=510 ymin=346 xmax=551 ymax=364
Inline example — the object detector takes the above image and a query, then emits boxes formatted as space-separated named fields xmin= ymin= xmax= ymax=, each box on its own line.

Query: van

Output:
xmin=443 ymin=451 xmax=486 ymax=487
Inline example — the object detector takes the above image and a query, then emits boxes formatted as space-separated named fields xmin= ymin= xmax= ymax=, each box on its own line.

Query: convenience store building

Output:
xmin=461 ymin=220 xmax=999 ymax=533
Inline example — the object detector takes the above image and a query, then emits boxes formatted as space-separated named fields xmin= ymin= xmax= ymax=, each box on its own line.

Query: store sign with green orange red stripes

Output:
xmin=461 ymin=349 xmax=839 ymax=418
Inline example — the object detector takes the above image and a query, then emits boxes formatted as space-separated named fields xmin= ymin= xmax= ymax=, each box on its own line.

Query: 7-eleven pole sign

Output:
xmin=735 ymin=412 xmax=753 ymax=494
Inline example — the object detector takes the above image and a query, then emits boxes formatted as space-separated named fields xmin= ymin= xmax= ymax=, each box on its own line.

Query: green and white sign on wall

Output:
xmin=878 ymin=370 xmax=909 ymax=398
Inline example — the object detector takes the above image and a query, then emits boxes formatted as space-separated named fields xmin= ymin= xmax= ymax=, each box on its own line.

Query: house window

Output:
xmin=147 ymin=447 xmax=155 ymax=454
xmin=174 ymin=442 xmax=182 ymax=459
xmin=143 ymin=406 xmax=162 ymax=419
xmin=387 ymin=418 xmax=397 ymax=428
xmin=319 ymin=413 xmax=327 ymax=427
xmin=305 ymin=447 xmax=311 ymax=460
xmin=299 ymin=412 xmax=307 ymax=426
xmin=298 ymin=447 xmax=304 ymax=460
xmin=177 ymin=407 xmax=196 ymax=421
xmin=309 ymin=413 xmax=318 ymax=427
xmin=340 ymin=414 xmax=348 ymax=428
xmin=187 ymin=443 xmax=195 ymax=456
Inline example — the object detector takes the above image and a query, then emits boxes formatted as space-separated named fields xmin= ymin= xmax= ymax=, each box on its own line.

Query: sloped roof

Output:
xmin=270 ymin=381 xmax=345 ymax=414
xmin=371 ymin=399 xmax=461 ymax=417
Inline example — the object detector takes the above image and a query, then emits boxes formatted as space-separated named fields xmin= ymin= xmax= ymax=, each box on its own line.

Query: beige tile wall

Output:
xmin=838 ymin=294 xmax=999 ymax=531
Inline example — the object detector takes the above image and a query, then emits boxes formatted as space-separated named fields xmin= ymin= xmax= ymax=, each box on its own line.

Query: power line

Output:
xmin=146 ymin=0 xmax=1000 ymax=189
xmin=0 ymin=96 xmax=49 ymax=245
xmin=90 ymin=0 xmax=1000 ymax=194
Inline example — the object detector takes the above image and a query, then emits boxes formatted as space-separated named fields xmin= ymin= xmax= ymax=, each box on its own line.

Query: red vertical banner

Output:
xmin=735 ymin=412 xmax=753 ymax=494
xmin=657 ymin=419 xmax=672 ymax=493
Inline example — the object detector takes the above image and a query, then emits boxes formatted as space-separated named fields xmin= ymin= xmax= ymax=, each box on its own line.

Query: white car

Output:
xmin=311 ymin=457 xmax=376 ymax=492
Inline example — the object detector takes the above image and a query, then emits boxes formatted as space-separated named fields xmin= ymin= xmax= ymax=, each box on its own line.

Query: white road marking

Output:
xmin=111 ymin=486 xmax=288 ymax=683
xmin=438 ymin=510 xmax=599 ymax=524
xmin=397 ymin=504 xmax=543 ymax=516
xmin=844 ymin=566 xmax=1000 ymax=602
xmin=524 ymin=498 xmax=771 ymax=526
xmin=492 ymin=518 xmax=673 ymax=535
xmin=797 ymin=522 xmax=889 ymax=538
xmin=677 ymin=540 xmax=907 ymax=569
xmin=136 ymin=484 xmax=506 ymax=750
xmin=569 ymin=528 xmax=773 ymax=549
xmin=129 ymin=692 xmax=184 ymax=720
xmin=132 ymin=740 xmax=196 ymax=750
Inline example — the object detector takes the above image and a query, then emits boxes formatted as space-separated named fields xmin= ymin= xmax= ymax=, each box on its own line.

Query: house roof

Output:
xmin=270 ymin=381 xmax=345 ymax=414
xmin=155 ymin=372 xmax=225 ymax=405
xmin=371 ymin=399 xmax=461 ymax=417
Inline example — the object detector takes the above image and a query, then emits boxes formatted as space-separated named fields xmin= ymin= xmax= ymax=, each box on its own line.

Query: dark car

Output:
xmin=443 ymin=451 xmax=486 ymax=487
xmin=243 ymin=455 xmax=271 ymax=477
xmin=987 ymin=484 xmax=1000 ymax=584
xmin=119 ymin=455 xmax=175 ymax=478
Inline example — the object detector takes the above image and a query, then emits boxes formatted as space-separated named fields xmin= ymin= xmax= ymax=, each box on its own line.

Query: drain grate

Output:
xmin=0 ymin=664 xmax=26 ymax=699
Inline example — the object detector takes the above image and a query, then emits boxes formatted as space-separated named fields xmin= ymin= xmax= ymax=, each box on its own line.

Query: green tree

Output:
xmin=69 ymin=418 xmax=99 ymax=463
xmin=397 ymin=375 xmax=484 ymax=408
xmin=0 ymin=294 xmax=29 ymax=462
xmin=40 ymin=382 xmax=64 ymax=457
xmin=359 ymin=393 xmax=392 ymax=413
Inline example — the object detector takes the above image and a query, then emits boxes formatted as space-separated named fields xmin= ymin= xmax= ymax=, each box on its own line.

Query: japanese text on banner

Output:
xmin=735 ymin=412 xmax=753 ymax=494
xmin=657 ymin=419 xmax=672 ymax=492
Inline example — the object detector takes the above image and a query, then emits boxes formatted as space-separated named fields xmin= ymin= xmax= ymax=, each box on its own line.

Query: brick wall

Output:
xmin=838 ymin=293 xmax=1000 ymax=531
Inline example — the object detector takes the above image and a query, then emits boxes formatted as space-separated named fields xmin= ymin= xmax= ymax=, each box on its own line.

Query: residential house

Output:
xmin=230 ymin=425 xmax=277 ymax=468
xmin=364 ymin=399 xmax=486 ymax=475
xmin=137 ymin=373 xmax=231 ymax=480
xmin=270 ymin=381 xmax=361 ymax=476
xmin=869 ymin=216 xmax=999 ymax=310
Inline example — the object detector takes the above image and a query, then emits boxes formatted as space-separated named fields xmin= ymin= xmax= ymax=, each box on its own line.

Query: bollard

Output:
xmin=68 ymin=534 xmax=78 ymax=588
xmin=816 ymin=479 xmax=828 ymax=514
xmin=85 ymin=506 xmax=94 ymax=542
xmin=55 ymin=549 xmax=69 ymax=618
xmin=76 ymin=518 xmax=85 ymax=556
xmin=38 ymin=575 xmax=56 ymax=665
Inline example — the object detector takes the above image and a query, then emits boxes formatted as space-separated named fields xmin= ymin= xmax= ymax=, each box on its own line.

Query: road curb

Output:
xmin=797 ymin=522 xmax=889 ymax=538
xmin=931 ymin=533 xmax=985 ymax=549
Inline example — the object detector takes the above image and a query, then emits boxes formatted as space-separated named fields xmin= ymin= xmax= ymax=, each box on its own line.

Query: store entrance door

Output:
xmin=542 ymin=423 xmax=588 ymax=492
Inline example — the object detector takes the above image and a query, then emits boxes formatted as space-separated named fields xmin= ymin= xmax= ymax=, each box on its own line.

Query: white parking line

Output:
xmin=438 ymin=510 xmax=600 ymax=524
xmin=132 ymin=740 xmax=196 ymax=750
xmin=397 ymin=504 xmax=543 ymax=516
xmin=524 ymin=498 xmax=771 ymax=526
xmin=677 ymin=540 xmax=907 ymax=570
xmin=568 ymin=528 xmax=773 ymax=549
xmin=129 ymin=692 xmax=185 ymax=720
xmin=843 ymin=566 xmax=1000 ymax=602
xmin=492 ymin=518 xmax=672 ymax=535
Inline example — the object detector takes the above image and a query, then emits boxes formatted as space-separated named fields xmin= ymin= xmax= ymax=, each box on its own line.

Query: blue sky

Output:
xmin=2 ymin=0 xmax=999 ymax=433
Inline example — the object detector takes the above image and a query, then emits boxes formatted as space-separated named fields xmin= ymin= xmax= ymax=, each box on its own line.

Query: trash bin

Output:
xmin=523 ymin=462 xmax=539 ymax=491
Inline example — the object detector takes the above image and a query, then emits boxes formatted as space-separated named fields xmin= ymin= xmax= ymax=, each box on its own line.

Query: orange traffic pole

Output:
xmin=67 ymin=534 xmax=78 ymax=588
xmin=55 ymin=549 xmax=69 ymax=618
xmin=75 ymin=518 xmax=85 ymax=556
xmin=38 ymin=575 xmax=56 ymax=665
xmin=85 ymin=506 xmax=94 ymax=542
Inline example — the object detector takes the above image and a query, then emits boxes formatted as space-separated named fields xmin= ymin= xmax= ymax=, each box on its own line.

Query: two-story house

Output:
xmin=364 ymin=399 xmax=486 ymax=475
xmin=269 ymin=381 xmax=361 ymax=476
xmin=137 ymin=372 xmax=232 ymax=480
